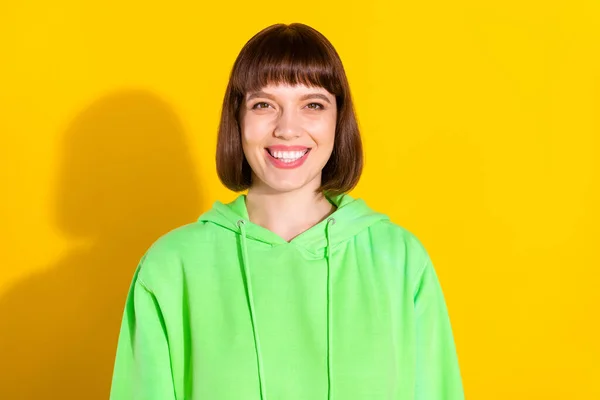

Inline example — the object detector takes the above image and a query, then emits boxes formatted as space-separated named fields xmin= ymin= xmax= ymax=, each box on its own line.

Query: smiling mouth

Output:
xmin=266 ymin=148 xmax=311 ymax=163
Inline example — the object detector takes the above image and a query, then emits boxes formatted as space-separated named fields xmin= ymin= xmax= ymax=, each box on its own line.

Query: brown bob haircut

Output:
xmin=216 ymin=23 xmax=363 ymax=196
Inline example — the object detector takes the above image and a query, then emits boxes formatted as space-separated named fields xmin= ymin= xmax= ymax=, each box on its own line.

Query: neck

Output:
xmin=245 ymin=183 xmax=336 ymax=242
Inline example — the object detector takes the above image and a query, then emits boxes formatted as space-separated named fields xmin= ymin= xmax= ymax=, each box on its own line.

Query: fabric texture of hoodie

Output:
xmin=109 ymin=193 xmax=464 ymax=400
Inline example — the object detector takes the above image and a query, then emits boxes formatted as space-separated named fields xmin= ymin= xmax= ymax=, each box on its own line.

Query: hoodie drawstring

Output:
xmin=237 ymin=217 xmax=336 ymax=400
xmin=325 ymin=216 xmax=336 ymax=400
xmin=237 ymin=219 xmax=267 ymax=400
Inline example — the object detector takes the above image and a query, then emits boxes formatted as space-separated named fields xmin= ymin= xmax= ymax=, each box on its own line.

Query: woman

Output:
xmin=110 ymin=23 xmax=464 ymax=399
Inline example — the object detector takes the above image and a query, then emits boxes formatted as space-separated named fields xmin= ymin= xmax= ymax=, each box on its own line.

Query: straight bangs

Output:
xmin=230 ymin=25 xmax=344 ymax=102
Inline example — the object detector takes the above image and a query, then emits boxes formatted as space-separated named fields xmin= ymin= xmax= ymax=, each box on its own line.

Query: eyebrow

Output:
xmin=246 ymin=91 xmax=332 ymax=104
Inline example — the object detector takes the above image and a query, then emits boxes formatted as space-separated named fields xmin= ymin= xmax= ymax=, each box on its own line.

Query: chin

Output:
xmin=265 ymin=181 xmax=309 ymax=194
xmin=258 ymin=173 xmax=321 ymax=194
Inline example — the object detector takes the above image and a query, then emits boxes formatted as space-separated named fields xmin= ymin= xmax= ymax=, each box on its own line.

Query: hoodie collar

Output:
xmin=198 ymin=193 xmax=389 ymax=257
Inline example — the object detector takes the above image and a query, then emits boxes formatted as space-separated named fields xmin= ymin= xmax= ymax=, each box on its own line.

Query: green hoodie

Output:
xmin=110 ymin=194 xmax=464 ymax=400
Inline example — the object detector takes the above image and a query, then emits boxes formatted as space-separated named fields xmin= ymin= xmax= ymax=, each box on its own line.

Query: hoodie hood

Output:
xmin=198 ymin=193 xmax=390 ymax=258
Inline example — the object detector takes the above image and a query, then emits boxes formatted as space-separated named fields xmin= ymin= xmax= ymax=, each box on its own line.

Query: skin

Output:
xmin=239 ymin=83 xmax=338 ymax=241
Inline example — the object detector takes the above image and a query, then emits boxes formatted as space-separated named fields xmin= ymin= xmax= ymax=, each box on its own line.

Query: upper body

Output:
xmin=110 ymin=193 xmax=463 ymax=400
xmin=109 ymin=22 xmax=464 ymax=399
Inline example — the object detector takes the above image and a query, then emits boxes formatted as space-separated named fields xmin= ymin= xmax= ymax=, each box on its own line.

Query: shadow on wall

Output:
xmin=0 ymin=90 xmax=201 ymax=399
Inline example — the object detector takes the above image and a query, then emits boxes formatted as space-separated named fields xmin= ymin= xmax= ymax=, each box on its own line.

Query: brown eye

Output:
xmin=307 ymin=102 xmax=324 ymax=110
xmin=252 ymin=102 xmax=271 ymax=109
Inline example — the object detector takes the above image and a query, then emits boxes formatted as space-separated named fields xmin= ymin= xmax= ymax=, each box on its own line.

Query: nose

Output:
xmin=273 ymin=108 xmax=301 ymax=140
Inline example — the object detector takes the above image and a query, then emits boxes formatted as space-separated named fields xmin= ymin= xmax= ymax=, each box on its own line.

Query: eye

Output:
xmin=306 ymin=102 xmax=325 ymax=110
xmin=252 ymin=102 xmax=271 ymax=110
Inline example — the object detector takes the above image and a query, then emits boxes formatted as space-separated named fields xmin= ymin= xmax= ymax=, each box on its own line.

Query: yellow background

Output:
xmin=1 ymin=1 xmax=598 ymax=398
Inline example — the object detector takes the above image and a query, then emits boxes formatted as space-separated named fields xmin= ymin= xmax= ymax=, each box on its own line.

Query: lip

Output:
xmin=265 ymin=148 xmax=311 ymax=169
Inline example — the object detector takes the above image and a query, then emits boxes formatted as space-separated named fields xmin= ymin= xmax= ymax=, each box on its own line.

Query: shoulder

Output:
xmin=366 ymin=216 xmax=432 ymax=283
xmin=135 ymin=220 xmax=218 ymax=287
xmin=149 ymin=220 xmax=216 ymax=252
xmin=370 ymin=217 xmax=430 ymax=257
xmin=343 ymin=195 xmax=432 ymax=269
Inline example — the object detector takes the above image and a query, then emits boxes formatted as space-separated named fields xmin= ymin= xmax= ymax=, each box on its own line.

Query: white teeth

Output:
xmin=270 ymin=149 xmax=307 ymax=161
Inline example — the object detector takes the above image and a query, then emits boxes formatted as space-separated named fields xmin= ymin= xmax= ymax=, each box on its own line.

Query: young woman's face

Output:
xmin=240 ymin=83 xmax=337 ymax=194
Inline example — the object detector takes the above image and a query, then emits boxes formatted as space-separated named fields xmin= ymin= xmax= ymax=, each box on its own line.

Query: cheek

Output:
xmin=241 ymin=116 xmax=271 ymax=145
xmin=311 ymin=117 xmax=336 ymax=146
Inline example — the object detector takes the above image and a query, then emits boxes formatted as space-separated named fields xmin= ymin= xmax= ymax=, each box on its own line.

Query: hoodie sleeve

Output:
xmin=109 ymin=269 xmax=176 ymax=400
xmin=413 ymin=258 xmax=464 ymax=400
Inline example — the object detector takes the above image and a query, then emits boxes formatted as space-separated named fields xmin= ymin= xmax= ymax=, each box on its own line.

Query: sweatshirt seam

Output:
xmin=137 ymin=277 xmax=154 ymax=294
xmin=134 ymin=275 xmax=178 ymax=399
xmin=411 ymin=258 xmax=429 ymax=298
